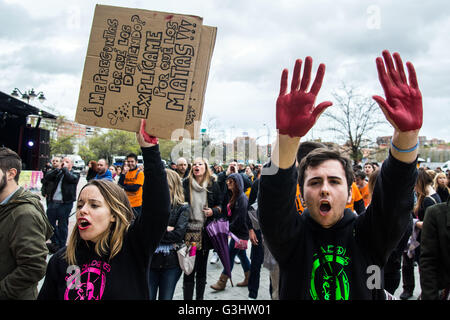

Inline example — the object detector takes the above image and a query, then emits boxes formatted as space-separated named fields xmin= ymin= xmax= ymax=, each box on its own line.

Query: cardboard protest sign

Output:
xmin=75 ymin=4 xmax=216 ymax=139
xmin=184 ymin=25 xmax=217 ymax=139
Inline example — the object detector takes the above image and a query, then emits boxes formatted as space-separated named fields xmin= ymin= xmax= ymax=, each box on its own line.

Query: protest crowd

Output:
xmin=1 ymin=49 xmax=450 ymax=301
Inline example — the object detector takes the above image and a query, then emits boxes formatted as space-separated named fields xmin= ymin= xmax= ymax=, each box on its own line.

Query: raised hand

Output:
xmin=136 ymin=119 xmax=158 ymax=148
xmin=276 ymin=57 xmax=333 ymax=138
xmin=372 ymin=50 xmax=422 ymax=132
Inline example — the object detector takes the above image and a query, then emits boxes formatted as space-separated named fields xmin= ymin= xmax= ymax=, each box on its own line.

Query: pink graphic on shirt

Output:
xmin=64 ymin=260 xmax=111 ymax=300
xmin=227 ymin=203 xmax=232 ymax=217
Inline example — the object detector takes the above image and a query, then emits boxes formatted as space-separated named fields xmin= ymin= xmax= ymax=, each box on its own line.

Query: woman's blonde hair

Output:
xmin=188 ymin=158 xmax=213 ymax=185
xmin=65 ymin=179 xmax=134 ymax=265
xmin=188 ymin=158 xmax=213 ymax=202
xmin=165 ymin=168 xmax=186 ymax=206
xmin=434 ymin=172 xmax=449 ymax=191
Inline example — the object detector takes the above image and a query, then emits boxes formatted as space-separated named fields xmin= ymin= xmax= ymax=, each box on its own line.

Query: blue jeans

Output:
xmin=46 ymin=201 xmax=73 ymax=247
xmin=248 ymin=230 xmax=264 ymax=298
xmin=222 ymin=238 xmax=251 ymax=276
xmin=148 ymin=266 xmax=182 ymax=300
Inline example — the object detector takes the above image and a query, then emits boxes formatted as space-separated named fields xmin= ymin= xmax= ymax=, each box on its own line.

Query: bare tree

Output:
xmin=323 ymin=83 xmax=385 ymax=163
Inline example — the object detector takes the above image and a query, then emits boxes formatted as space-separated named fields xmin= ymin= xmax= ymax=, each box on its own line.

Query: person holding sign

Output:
xmin=38 ymin=120 xmax=170 ymax=300
xmin=259 ymin=51 xmax=421 ymax=300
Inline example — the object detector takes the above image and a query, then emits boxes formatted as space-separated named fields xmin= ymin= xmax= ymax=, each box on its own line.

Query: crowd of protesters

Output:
xmin=1 ymin=51 xmax=450 ymax=301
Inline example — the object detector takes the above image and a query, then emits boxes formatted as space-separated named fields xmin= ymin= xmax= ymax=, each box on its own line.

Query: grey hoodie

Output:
xmin=0 ymin=187 xmax=53 ymax=299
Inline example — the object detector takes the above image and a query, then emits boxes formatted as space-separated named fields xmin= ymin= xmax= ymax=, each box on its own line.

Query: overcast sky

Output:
xmin=1 ymin=0 xmax=449 ymax=144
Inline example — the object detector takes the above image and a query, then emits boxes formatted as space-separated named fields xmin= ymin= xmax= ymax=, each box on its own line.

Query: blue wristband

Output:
xmin=391 ymin=140 xmax=419 ymax=153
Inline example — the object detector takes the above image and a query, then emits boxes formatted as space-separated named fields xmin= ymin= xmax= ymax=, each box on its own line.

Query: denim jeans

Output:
xmin=148 ymin=266 xmax=182 ymax=300
xmin=222 ymin=238 xmax=251 ymax=275
xmin=46 ymin=201 xmax=73 ymax=247
xmin=248 ymin=230 xmax=264 ymax=298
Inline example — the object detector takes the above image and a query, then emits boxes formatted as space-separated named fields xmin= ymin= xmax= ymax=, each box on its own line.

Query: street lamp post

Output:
xmin=11 ymin=88 xmax=46 ymax=104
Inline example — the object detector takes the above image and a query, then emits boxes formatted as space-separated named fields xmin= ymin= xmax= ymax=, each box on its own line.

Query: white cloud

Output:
xmin=0 ymin=0 xmax=449 ymax=143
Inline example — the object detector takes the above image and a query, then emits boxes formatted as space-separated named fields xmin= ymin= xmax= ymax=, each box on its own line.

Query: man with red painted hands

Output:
xmin=259 ymin=51 xmax=420 ymax=300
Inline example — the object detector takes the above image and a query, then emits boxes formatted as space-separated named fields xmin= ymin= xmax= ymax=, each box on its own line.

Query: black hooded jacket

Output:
xmin=259 ymin=152 xmax=417 ymax=300
xmin=223 ymin=173 xmax=250 ymax=240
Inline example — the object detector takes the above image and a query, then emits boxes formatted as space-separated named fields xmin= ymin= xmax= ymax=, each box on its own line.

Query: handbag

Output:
xmin=234 ymin=239 xmax=248 ymax=250
xmin=176 ymin=243 xmax=196 ymax=275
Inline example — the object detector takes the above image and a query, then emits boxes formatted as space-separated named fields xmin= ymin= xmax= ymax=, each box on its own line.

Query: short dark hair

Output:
xmin=0 ymin=147 xmax=22 ymax=182
xmin=298 ymin=148 xmax=353 ymax=196
xmin=126 ymin=153 xmax=138 ymax=161
xmin=296 ymin=141 xmax=326 ymax=164
xmin=355 ymin=170 xmax=366 ymax=180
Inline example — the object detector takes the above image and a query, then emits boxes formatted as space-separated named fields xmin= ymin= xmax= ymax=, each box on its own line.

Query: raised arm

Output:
xmin=273 ymin=56 xmax=333 ymax=169
xmin=356 ymin=51 xmax=421 ymax=265
xmin=372 ymin=50 xmax=422 ymax=163
xmin=259 ymin=57 xmax=332 ymax=264
xmin=131 ymin=120 xmax=170 ymax=258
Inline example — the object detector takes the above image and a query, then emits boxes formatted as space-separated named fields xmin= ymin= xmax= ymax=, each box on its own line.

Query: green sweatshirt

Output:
xmin=0 ymin=187 xmax=53 ymax=299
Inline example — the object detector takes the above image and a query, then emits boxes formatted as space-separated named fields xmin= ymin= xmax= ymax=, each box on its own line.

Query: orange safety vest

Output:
xmin=124 ymin=168 xmax=144 ymax=207
xmin=346 ymin=182 xmax=363 ymax=211
xmin=358 ymin=183 xmax=371 ymax=208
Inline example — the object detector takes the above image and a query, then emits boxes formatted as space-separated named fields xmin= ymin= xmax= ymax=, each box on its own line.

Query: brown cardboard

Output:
xmin=75 ymin=4 xmax=215 ymax=139
xmin=183 ymin=25 xmax=217 ymax=139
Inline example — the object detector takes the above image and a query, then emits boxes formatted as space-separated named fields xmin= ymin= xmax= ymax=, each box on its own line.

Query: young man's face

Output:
xmin=302 ymin=160 xmax=351 ymax=229
xmin=126 ymin=157 xmax=137 ymax=170
xmin=355 ymin=176 xmax=366 ymax=188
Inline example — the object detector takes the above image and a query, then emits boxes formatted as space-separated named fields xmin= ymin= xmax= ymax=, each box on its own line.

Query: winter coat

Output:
xmin=183 ymin=176 xmax=223 ymax=250
xmin=44 ymin=167 xmax=80 ymax=203
xmin=0 ymin=188 xmax=53 ymax=299
xmin=419 ymin=199 xmax=450 ymax=299
xmin=224 ymin=173 xmax=249 ymax=240
xmin=150 ymin=204 xmax=190 ymax=269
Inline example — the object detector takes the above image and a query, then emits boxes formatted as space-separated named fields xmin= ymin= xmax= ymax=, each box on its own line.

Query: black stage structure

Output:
xmin=0 ymin=91 xmax=57 ymax=170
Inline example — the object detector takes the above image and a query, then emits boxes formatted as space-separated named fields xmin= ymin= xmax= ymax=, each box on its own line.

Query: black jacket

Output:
xmin=259 ymin=152 xmax=417 ymax=300
xmin=419 ymin=199 xmax=450 ymax=299
xmin=43 ymin=167 xmax=80 ymax=203
xmin=150 ymin=204 xmax=189 ymax=269
xmin=37 ymin=145 xmax=170 ymax=300
xmin=183 ymin=176 xmax=223 ymax=250
xmin=216 ymin=171 xmax=252 ymax=198
xmin=222 ymin=173 xmax=250 ymax=240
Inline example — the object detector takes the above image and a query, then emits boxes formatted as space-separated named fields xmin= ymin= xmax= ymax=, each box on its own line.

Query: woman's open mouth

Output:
xmin=78 ymin=218 xmax=91 ymax=230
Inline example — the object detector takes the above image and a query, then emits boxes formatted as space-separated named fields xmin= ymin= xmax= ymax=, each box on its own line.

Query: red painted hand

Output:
xmin=276 ymin=57 xmax=333 ymax=138
xmin=137 ymin=119 xmax=158 ymax=147
xmin=372 ymin=50 xmax=422 ymax=132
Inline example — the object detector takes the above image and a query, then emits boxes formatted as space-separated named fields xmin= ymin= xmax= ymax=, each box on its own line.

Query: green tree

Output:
xmin=50 ymin=134 xmax=75 ymax=155
xmin=158 ymin=138 xmax=178 ymax=162
xmin=88 ymin=129 xmax=140 ymax=164
xmin=78 ymin=144 xmax=96 ymax=164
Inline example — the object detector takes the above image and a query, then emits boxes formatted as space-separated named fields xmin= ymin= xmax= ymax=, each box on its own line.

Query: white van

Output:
xmin=442 ymin=160 xmax=450 ymax=172
xmin=68 ymin=154 xmax=85 ymax=173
